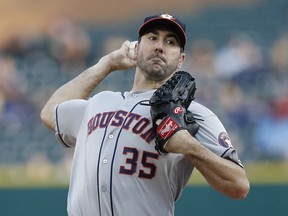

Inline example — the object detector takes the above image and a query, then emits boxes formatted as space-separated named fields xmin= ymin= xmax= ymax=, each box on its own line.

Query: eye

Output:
xmin=166 ymin=38 xmax=177 ymax=46
xmin=166 ymin=39 xmax=175 ymax=45
xmin=148 ymin=35 xmax=157 ymax=41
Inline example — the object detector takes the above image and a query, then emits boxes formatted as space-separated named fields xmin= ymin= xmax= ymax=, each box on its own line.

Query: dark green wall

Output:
xmin=0 ymin=188 xmax=67 ymax=216
xmin=175 ymin=185 xmax=288 ymax=216
xmin=0 ymin=185 xmax=287 ymax=216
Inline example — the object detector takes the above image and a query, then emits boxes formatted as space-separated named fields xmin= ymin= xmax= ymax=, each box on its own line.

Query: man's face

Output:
xmin=136 ymin=27 xmax=185 ymax=82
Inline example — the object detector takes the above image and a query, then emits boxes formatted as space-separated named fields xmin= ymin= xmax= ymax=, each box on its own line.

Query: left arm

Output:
xmin=165 ymin=130 xmax=250 ymax=200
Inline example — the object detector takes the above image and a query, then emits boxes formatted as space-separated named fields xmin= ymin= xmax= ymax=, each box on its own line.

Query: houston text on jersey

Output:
xmin=87 ymin=110 xmax=155 ymax=144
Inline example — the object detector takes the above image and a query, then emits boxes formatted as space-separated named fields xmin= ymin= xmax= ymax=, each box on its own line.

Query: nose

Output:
xmin=154 ymin=41 xmax=164 ymax=53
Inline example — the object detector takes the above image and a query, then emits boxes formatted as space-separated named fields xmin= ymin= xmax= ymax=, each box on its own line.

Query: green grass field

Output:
xmin=188 ymin=161 xmax=288 ymax=185
xmin=0 ymin=161 xmax=287 ymax=187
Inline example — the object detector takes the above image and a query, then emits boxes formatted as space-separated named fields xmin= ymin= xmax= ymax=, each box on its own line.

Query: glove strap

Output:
xmin=156 ymin=117 xmax=179 ymax=140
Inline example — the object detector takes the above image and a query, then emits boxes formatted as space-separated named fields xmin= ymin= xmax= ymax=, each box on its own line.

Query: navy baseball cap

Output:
xmin=138 ymin=13 xmax=187 ymax=49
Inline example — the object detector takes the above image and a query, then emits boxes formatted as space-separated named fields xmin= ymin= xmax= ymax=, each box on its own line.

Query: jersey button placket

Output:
xmin=101 ymin=185 xmax=107 ymax=192
xmin=103 ymin=158 xmax=108 ymax=164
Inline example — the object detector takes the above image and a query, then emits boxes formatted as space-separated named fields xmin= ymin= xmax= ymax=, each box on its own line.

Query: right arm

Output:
xmin=40 ymin=40 xmax=137 ymax=130
xmin=165 ymin=130 xmax=250 ymax=200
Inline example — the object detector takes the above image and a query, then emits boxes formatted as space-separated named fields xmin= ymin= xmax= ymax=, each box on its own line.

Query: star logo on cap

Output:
xmin=160 ymin=14 xmax=174 ymax=20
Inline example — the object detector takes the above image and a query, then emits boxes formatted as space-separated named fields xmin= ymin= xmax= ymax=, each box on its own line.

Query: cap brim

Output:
xmin=138 ymin=18 xmax=186 ymax=48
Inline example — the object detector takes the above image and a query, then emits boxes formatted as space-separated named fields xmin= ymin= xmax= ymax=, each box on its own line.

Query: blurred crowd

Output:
xmin=0 ymin=16 xmax=288 ymax=168
xmin=182 ymin=32 xmax=288 ymax=160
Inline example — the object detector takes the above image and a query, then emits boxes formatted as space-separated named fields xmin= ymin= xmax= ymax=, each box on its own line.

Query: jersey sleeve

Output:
xmin=54 ymin=99 xmax=88 ymax=148
xmin=190 ymin=102 xmax=244 ymax=168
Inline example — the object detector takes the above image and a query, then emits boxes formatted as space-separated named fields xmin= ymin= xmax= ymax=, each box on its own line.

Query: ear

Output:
xmin=177 ymin=53 xmax=186 ymax=68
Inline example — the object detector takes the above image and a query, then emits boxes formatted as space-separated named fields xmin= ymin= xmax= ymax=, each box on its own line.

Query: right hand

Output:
xmin=105 ymin=40 xmax=138 ymax=72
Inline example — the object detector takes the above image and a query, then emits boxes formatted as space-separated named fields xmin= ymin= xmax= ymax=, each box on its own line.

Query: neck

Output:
xmin=131 ymin=70 xmax=166 ymax=91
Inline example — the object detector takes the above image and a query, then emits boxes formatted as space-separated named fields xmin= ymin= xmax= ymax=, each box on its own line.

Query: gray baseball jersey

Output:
xmin=54 ymin=89 xmax=243 ymax=216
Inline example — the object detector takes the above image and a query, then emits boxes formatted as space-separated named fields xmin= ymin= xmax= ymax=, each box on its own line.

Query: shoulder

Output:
xmin=91 ymin=90 xmax=124 ymax=98
xmin=88 ymin=91 xmax=125 ymax=102
xmin=189 ymin=101 xmax=226 ymax=131
xmin=189 ymin=101 xmax=217 ymax=119
xmin=57 ymin=91 xmax=124 ymax=112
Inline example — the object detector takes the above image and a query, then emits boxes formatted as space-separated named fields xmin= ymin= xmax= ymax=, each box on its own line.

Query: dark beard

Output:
xmin=137 ymin=53 xmax=178 ymax=82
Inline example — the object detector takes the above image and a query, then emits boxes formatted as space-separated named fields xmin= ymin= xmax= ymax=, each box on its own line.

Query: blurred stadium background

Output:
xmin=0 ymin=0 xmax=288 ymax=215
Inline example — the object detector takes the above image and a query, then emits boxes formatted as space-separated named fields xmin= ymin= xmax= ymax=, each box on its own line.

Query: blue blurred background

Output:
xmin=0 ymin=0 xmax=288 ymax=215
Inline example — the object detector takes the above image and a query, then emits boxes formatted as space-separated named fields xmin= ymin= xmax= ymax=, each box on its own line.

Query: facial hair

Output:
xmin=137 ymin=50 xmax=180 ymax=82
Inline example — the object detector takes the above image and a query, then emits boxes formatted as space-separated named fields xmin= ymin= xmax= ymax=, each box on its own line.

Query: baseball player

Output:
xmin=41 ymin=13 xmax=249 ymax=216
